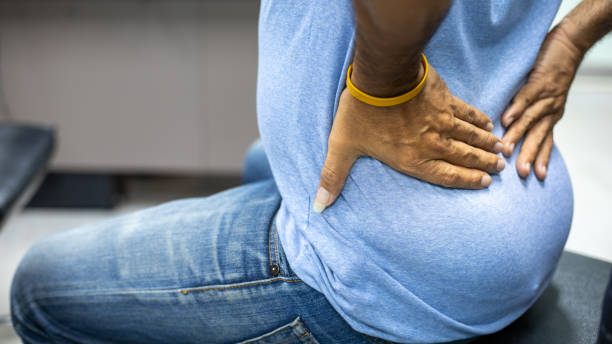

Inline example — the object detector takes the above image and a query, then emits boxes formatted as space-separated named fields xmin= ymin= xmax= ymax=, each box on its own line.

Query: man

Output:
xmin=11 ymin=0 xmax=612 ymax=343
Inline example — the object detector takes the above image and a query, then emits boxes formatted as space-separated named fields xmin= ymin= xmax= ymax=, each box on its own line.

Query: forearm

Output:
xmin=559 ymin=0 xmax=612 ymax=55
xmin=350 ymin=0 xmax=452 ymax=97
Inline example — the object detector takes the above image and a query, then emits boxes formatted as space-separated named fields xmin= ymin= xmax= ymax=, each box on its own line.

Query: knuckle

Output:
xmin=428 ymin=134 xmax=447 ymax=154
xmin=450 ymin=118 xmax=460 ymax=132
xmin=320 ymin=165 xmax=341 ymax=187
xmin=522 ymin=113 xmax=538 ymax=127
xmin=514 ymin=119 xmax=531 ymax=136
xmin=439 ymin=113 xmax=454 ymax=130
xmin=467 ymin=130 xmax=478 ymax=145
xmin=465 ymin=109 xmax=475 ymax=121
xmin=523 ymin=95 xmax=532 ymax=105
xmin=440 ymin=170 xmax=460 ymax=187
xmin=463 ymin=149 xmax=479 ymax=163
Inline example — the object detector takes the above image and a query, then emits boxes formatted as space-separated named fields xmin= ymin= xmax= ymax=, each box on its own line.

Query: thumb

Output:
xmin=313 ymin=143 xmax=357 ymax=213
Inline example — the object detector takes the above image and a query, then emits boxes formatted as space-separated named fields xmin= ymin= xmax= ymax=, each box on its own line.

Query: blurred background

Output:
xmin=0 ymin=0 xmax=610 ymax=342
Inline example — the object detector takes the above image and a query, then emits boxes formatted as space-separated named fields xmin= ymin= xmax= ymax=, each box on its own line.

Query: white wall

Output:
xmin=0 ymin=0 xmax=609 ymax=177
xmin=0 ymin=1 xmax=260 ymax=173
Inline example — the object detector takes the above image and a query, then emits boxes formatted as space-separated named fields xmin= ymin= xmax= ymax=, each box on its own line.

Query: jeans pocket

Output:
xmin=236 ymin=316 xmax=320 ymax=344
xmin=269 ymin=210 xmax=301 ymax=280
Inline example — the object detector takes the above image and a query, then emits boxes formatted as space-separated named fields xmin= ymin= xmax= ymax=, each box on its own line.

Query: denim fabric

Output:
xmin=10 ymin=145 xmax=480 ymax=344
xmin=8 ymin=170 xmax=433 ymax=343
xmin=257 ymin=0 xmax=573 ymax=342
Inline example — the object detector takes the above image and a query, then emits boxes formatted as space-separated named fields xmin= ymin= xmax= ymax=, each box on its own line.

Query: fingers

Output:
xmin=534 ymin=131 xmax=554 ymax=180
xmin=502 ymin=98 xmax=554 ymax=157
xmin=501 ymin=82 xmax=542 ymax=127
xmin=516 ymin=116 xmax=555 ymax=178
xmin=450 ymin=118 xmax=503 ymax=153
xmin=441 ymin=139 xmax=505 ymax=173
xmin=452 ymin=97 xmax=494 ymax=131
xmin=313 ymin=141 xmax=358 ymax=213
xmin=419 ymin=160 xmax=491 ymax=189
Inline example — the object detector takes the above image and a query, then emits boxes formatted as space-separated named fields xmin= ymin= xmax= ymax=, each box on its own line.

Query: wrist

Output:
xmin=350 ymin=50 xmax=424 ymax=98
xmin=558 ymin=0 xmax=612 ymax=56
xmin=557 ymin=18 xmax=591 ymax=57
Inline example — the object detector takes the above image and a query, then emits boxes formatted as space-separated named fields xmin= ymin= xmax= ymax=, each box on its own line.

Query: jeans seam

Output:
xmin=180 ymin=276 xmax=302 ymax=295
xmin=268 ymin=208 xmax=279 ymax=268
xmin=25 ymin=276 xmax=303 ymax=302
xmin=236 ymin=316 xmax=306 ymax=344
xmin=291 ymin=323 xmax=312 ymax=339
xmin=268 ymin=216 xmax=274 ymax=266
xmin=273 ymin=221 xmax=280 ymax=268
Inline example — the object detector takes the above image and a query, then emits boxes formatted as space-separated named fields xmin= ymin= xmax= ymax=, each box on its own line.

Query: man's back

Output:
xmin=257 ymin=0 xmax=573 ymax=342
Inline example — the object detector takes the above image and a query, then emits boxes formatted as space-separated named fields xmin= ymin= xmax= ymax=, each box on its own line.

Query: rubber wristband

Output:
xmin=346 ymin=53 xmax=428 ymax=107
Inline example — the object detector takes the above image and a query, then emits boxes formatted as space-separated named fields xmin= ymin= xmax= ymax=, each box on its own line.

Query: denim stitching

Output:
xmin=27 ymin=276 xmax=304 ymax=300
xmin=268 ymin=214 xmax=274 ymax=266
xmin=290 ymin=320 xmax=320 ymax=344
xmin=268 ymin=206 xmax=282 ymax=267
xmin=236 ymin=316 xmax=302 ymax=344
xmin=273 ymin=221 xmax=280 ymax=268
xmin=180 ymin=276 xmax=301 ymax=294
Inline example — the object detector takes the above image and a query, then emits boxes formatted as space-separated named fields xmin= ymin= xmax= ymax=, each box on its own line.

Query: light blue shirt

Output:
xmin=257 ymin=1 xmax=573 ymax=342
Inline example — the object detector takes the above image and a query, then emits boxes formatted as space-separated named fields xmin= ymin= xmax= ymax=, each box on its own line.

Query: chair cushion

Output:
xmin=0 ymin=123 xmax=55 ymax=224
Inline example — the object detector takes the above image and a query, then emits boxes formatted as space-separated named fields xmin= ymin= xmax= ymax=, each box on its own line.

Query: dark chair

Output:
xmin=476 ymin=251 xmax=611 ymax=343
xmin=0 ymin=123 xmax=55 ymax=326
xmin=0 ymin=123 xmax=55 ymax=228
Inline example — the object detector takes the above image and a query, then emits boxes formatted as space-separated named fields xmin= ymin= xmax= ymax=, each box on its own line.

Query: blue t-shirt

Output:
xmin=257 ymin=1 xmax=573 ymax=342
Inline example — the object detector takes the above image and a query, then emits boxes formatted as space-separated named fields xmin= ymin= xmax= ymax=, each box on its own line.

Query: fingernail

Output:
xmin=507 ymin=142 xmax=515 ymax=154
xmin=481 ymin=174 xmax=491 ymax=187
xmin=497 ymin=159 xmax=505 ymax=171
xmin=538 ymin=164 xmax=547 ymax=177
xmin=493 ymin=142 xmax=503 ymax=154
xmin=524 ymin=162 xmax=531 ymax=173
xmin=506 ymin=116 xmax=514 ymax=126
xmin=313 ymin=186 xmax=330 ymax=213
xmin=486 ymin=122 xmax=494 ymax=131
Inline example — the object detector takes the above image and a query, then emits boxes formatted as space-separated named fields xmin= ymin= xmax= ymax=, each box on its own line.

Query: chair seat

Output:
xmin=476 ymin=251 xmax=611 ymax=343
xmin=0 ymin=123 xmax=55 ymax=225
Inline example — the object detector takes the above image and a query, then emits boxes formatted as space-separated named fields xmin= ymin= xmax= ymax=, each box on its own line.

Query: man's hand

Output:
xmin=501 ymin=0 xmax=612 ymax=180
xmin=314 ymin=66 xmax=505 ymax=212
xmin=501 ymin=24 xmax=583 ymax=180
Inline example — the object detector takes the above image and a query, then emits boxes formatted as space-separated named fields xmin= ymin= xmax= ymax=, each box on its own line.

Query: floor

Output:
xmin=0 ymin=176 xmax=241 ymax=343
xmin=0 ymin=74 xmax=610 ymax=342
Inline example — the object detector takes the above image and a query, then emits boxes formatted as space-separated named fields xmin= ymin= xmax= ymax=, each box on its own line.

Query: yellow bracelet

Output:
xmin=346 ymin=53 xmax=429 ymax=107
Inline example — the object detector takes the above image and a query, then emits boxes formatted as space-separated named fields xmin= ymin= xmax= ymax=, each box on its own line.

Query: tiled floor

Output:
xmin=0 ymin=74 xmax=610 ymax=342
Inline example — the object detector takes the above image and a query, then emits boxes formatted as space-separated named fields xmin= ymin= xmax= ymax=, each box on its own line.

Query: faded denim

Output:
xmin=12 ymin=152 xmax=475 ymax=343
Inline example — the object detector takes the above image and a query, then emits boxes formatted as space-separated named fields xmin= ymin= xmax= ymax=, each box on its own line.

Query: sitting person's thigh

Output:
xmin=10 ymin=180 xmax=315 ymax=344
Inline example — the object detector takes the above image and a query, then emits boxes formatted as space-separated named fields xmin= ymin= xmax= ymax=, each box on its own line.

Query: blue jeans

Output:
xmin=10 ymin=141 xmax=474 ymax=344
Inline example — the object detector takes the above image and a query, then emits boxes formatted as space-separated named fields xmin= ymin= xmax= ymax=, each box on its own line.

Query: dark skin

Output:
xmin=314 ymin=1 xmax=505 ymax=212
xmin=502 ymin=0 xmax=612 ymax=180
xmin=314 ymin=0 xmax=612 ymax=212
